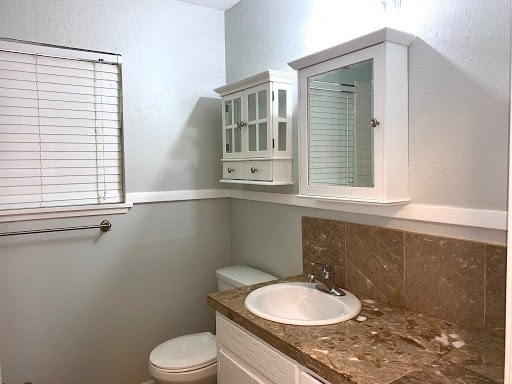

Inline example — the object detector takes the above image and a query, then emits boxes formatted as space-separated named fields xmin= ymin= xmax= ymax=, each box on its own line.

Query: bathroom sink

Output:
xmin=244 ymin=282 xmax=362 ymax=326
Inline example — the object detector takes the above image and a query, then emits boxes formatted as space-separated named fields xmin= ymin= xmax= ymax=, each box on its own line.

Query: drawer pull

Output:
xmin=227 ymin=167 xmax=235 ymax=173
xmin=250 ymin=167 xmax=257 ymax=174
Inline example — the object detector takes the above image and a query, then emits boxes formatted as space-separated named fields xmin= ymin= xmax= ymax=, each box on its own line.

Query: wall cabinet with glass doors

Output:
xmin=289 ymin=28 xmax=414 ymax=203
xmin=214 ymin=70 xmax=294 ymax=185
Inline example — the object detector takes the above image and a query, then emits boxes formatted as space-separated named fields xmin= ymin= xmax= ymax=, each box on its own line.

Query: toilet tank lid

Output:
xmin=216 ymin=265 xmax=277 ymax=288
xmin=150 ymin=332 xmax=217 ymax=371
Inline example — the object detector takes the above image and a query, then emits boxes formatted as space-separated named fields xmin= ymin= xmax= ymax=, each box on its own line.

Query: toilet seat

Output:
xmin=149 ymin=332 xmax=217 ymax=373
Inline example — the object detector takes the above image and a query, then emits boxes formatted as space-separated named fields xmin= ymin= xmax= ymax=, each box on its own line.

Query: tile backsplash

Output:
xmin=302 ymin=216 xmax=506 ymax=337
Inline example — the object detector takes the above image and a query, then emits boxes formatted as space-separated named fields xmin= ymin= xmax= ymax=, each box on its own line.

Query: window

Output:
xmin=0 ymin=39 xmax=129 ymax=219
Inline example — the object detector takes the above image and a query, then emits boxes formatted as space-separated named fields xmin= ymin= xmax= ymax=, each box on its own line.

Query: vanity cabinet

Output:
xmin=288 ymin=28 xmax=414 ymax=204
xmin=214 ymin=71 xmax=294 ymax=185
xmin=216 ymin=313 xmax=332 ymax=384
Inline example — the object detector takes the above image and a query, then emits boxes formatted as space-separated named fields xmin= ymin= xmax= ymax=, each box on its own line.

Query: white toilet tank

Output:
xmin=216 ymin=265 xmax=276 ymax=292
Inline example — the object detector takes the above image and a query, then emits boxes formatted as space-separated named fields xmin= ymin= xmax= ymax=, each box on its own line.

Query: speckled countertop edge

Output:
xmin=207 ymin=275 xmax=505 ymax=384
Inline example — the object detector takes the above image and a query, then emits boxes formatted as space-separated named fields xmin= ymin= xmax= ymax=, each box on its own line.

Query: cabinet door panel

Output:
xmin=222 ymin=92 xmax=244 ymax=159
xmin=244 ymin=83 xmax=271 ymax=158
xmin=300 ymin=371 xmax=331 ymax=384
xmin=218 ymin=348 xmax=266 ymax=384
xmin=272 ymin=84 xmax=292 ymax=158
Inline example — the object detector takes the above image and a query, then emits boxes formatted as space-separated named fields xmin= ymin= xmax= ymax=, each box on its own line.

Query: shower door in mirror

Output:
xmin=307 ymin=59 xmax=374 ymax=189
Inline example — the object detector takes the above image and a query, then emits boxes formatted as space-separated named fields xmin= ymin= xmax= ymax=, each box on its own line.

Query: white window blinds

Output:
xmin=0 ymin=46 xmax=124 ymax=211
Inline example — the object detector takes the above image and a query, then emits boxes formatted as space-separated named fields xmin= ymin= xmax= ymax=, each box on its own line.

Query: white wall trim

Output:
xmin=127 ymin=189 xmax=229 ymax=204
xmin=125 ymin=188 xmax=506 ymax=231
xmin=503 ymin=42 xmax=512 ymax=384
xmin=227 ymin=190 xmax=507 ymax=231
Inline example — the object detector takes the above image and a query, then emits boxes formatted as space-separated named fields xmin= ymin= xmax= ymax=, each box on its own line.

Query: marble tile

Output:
xmin=443 ymin=335 xmax=505 ymax=383
xmin=404 ymin=233 xmax=486 ymax=331
xmin=302 ymin=217 xmax=346 ymax=283
xmin=485 ymin=245 xmax=507 ymax=338
xmin=391 ymin=359 xmax=499 ymax=384
xmin=290 ymin=321 xmax=439 ymax=384
xmin=208 ymin=275 xmax=503 ymax=384
xmin=346 ymin=223 xmax=405 ymax=307
xmin=358 ymin=308 xmax=480 ymax=357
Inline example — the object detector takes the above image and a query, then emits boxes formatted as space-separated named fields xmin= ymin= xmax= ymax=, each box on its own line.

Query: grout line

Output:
xmin=344 ymin=222 xmax=348 ymax=287
xmin=483 ymin=243 xmax=487 ymax=333
xmin=403 ymin=230 xmax=406 ymax=308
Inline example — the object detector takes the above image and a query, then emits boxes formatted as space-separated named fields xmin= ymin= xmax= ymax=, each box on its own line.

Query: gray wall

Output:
xmin=0 ymin=1 xmax=229 ymax=383
xmin=0 ymin=201 xmax=230 ymax=384
xmin=225 ymin=0 xmax=510 ymax=269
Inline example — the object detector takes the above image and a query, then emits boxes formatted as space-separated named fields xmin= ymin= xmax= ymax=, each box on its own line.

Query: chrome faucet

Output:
xmin=307 ymin=263 xmax=346 ymax=296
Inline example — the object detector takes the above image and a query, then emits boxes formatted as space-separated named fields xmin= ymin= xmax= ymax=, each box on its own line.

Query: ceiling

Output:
xmin=176 ymin=0 xmax=241 ymax=11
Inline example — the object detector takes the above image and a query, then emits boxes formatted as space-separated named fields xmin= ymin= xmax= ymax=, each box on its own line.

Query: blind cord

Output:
xmin=34 ymin=54 xmax=43 ymax=207
xmin=93 ymin=59 xmax=107 ymax=203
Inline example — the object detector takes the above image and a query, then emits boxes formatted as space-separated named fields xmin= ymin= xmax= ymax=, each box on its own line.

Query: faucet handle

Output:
xmin=319 ymin=264 xmax=332 ymax=279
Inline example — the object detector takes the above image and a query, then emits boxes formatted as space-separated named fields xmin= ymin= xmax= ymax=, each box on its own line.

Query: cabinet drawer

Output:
xmin=223 ymin=161 xmax=244 ymax=179
xmin=245 ymin=160 xmax=272 ymax=181
xmin=216 ymin=314 xmax=296 ymax=384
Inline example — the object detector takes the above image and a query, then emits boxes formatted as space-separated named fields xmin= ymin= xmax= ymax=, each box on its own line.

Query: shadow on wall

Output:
xmin=408 ymin=38 xmax=508 ymax=209
xmin=161 ymin=96 xmax=223 ymax=191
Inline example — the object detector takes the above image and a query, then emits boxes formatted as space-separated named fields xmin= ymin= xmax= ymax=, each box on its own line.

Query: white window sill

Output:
xmin=0 ymin=203 xmax=133 ymax=223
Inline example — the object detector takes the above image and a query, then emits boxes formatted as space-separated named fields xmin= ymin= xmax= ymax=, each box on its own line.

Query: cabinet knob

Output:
xmin=227 ymin=167 xmax=234 ymax=173
xmin=370 ymin=118 xmax=380 ymax=128
xmin=237 ymin=121 xmax=247 ymax=128
xmin=250 ymin=167 xmax=257 ymax=174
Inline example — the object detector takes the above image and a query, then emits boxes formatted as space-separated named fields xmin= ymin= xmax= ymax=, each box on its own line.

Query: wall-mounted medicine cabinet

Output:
xmin=288 ymin=28 xmax=414 ymax=204
xmin=214 ymin=70 xmax=294 ymax=185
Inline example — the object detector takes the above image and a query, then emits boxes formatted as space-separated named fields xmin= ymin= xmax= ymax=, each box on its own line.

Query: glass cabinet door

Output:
xmin=244 ymin=84 xmax=271 ymax=158
xmin=222 ymin=92 xmax=243 ymax=159
xmin=274 ymin=87 xmax=291 ymax=156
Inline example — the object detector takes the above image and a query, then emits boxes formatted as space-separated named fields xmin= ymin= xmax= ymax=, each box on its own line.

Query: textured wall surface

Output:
xmin=0 ymin=1 xmax=228 ymax=383
xmin=0 ymin=0 xmax=225 ymax=193
xmin=226 ymin=0 xmax=510 ymax=275
xmin=225 ymin=0 xmax=509 ymax=210
xmin=0 ymin=201 xmax=230 ymax=384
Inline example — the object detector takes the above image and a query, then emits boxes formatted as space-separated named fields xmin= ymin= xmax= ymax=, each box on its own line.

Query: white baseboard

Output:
xmin=126 ymin=188 xmax=507 ymax=231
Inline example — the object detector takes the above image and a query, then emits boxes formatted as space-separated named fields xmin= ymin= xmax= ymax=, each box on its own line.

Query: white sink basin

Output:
xmin=244 ymin=282 xmax=362 ymax=326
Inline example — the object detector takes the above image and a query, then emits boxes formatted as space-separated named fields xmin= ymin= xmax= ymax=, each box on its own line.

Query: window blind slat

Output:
xmin=0 ymin=46 xmax=124 ymax=211
xmin=41 ymin=151 xmax=121 ymax=161
xmin=1 ymin=176 xmax=41 ymax=186
xmin=41 ymin=174 xmax=121 ymax=185
xmin=42 ymin=166 xmax=120 ymax=177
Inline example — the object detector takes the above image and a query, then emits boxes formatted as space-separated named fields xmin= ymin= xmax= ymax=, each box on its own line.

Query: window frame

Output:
xmin=0 ymin=38 xmax=131 ymax=223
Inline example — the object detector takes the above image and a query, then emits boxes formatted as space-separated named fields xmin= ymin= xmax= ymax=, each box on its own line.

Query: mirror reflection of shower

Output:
xmin=307 ymin=59 xmax=374 ymax=188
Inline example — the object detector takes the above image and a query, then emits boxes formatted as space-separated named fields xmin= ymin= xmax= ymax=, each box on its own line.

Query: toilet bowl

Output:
xmin=149 ymin=332 xmax=217 ymax=384
xmin=148 ymin=265 xmax=276 ymax=384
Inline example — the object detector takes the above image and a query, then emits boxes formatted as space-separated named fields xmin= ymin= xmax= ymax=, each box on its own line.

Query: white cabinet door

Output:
xmin=222 ymin=91 xmax=244 ymax=159
xmin=300 ymin=371 xmax=331 ymax=384
xmin=218 ymin=348 xmax=268 ymax=384
xmin=244 ymin=83 xmax=272 ymax=158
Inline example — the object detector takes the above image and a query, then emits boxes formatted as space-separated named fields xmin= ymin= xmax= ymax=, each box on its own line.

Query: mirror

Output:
xmin=307 ymin=59 xmax=374 ymax=188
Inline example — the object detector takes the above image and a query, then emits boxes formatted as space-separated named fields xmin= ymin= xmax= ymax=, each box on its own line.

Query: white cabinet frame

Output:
xmin=290 ymin=28 xmax=414 ymax=204
xmin=215 ymin=70 xmax=294 ymax=185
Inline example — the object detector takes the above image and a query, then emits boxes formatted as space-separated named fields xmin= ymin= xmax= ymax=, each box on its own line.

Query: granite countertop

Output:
xmin=207 ymin=275 xmax=505 ymax=384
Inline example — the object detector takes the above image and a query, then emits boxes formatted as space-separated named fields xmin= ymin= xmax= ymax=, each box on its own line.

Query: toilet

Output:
xmin=148 ymin=265 xmax=277 ymax=384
